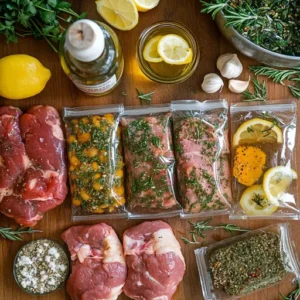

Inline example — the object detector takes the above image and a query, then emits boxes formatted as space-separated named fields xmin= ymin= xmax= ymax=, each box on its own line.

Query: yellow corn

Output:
xmin=92 ymin=162 xmax=99 ymax=171
xmin=68 ymin=135 xmax=76 ymax=143
xmin=80 ymin=190 xmax=90 ymax=201
xmin=78 ymin=132 xmax=91 ymax=143
xmin=73 ymin=199 xmax=81 ymax=206
xmin=93 ymin=208 xmax=104 ymax=213
xmin=94 ymin=173 xmax=101 ymax=179
xmin=115 ymin=169 xmax=123 ymax=178
xmin=93 ymin=182 xmax=103 ymax=191
xmin=87 ymin=148 xmax=98 ymax=157
xmin=70 ymin=156 xmax=80 ymax=166
xmin=91 ymin=116 xmax=101 ymax=127
xmin=81 ymin=117 xmax=89 ymax=124
xmin=104 ymin=114 xmax=114 ymax=124
xmin=114 ymin=186 xmax=125 ymax=196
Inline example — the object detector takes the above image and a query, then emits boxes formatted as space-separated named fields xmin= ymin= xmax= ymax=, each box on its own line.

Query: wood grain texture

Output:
xmin=0 ymin=0 xmax=298 ymax=299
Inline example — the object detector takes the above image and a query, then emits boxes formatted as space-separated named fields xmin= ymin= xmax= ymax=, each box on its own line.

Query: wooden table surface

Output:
xmin=0 ymin=0 xmax=298 ymax=299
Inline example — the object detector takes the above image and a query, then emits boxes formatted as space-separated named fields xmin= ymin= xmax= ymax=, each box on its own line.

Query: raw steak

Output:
xmin=62 ymin=223 xmax=127 ymax=300
xmin=123 ymin=220 xmax=185 ymax=300
xmin=0 ymin=105 xmax=67 ymax=226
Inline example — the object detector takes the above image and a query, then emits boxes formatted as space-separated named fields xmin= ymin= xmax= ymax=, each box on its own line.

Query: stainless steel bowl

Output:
xmin=215 ymin=12 xmax=300 ymax=68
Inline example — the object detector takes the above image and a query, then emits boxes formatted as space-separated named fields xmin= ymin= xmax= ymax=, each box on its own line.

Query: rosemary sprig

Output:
xmin=280 ymin=282 xmax=300 ymax=300
xmin=0 ymin=227 xmax=41 ymax=241
xmin=181 ymin=218 xmax=249 ymax=244
xmin=200 ymin=0 xmax=228 ymax=19
xmin=136 ymin=88 xmax=154 ymax=105
xmin=243 ymin=77 xmax=267 ymax=102
xmin=288 ymin=85 xmax=300 ymax=100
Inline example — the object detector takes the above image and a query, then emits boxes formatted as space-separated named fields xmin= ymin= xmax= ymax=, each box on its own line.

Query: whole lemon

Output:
xmin=0 ymin=54 xmax=51 ymax=100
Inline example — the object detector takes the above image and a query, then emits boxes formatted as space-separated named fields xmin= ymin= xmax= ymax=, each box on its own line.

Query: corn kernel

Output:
xmin=78 ymin=132 xmax=91 ymax=143
xmin=114 ymin=186 xmax=125 ymax=196
xmin=68 ymin=135 xmax=76 ymax=143
xmin=93 ymin=182 xmax=102 ymax=191
xmin=73 ymin=199 xmax=81 ymax=206
xmin=87 ymin=147 xmax=98 ymax=157
xmin=70 ymin=156 xmax=80 ymax=166
xmin=91 ymin=116 xmax=101 ymax=127
xmin=94 ymin=173 xmax=101 ymax=179
xmin=115 ymin=169 xmax=123 ymax=177
xmin=93 ymin=208 xmax=104 ymax=213
xmin=92 ymin=162 xmax=99 ymax=171
xmin=80 ymin=190 xmax=90 ymax=201
xmin=81 ymin=117 xmax=89 ymax=124
xmin=104 ymin=114 xmax=114 ymax=124
xmin=99 ymin=203 xmax=109 ymax=209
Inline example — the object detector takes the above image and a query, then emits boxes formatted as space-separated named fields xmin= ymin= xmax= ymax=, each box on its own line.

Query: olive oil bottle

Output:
xmin=59 ymin=19 xmax=124 ymax=96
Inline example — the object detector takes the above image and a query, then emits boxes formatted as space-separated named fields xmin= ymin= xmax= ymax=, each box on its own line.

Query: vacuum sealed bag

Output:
xmin=230 ymin=101 xmax=299 ymax=219
xmin=195 ymin=223 xmax=300 ymax=299
xmin=171 ymin=100 xmax=232 ymax=219
xmin=64 ymin=104 xmax=126 ymax=221
xmin=121 ymin=105 xmax=181 ymax=219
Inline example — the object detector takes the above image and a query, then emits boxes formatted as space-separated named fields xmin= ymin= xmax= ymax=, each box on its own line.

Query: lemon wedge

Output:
xmin=157 ymin=34 xmax=193 ymax=65
xmin=96 ymin=0 xmax=139 ymax=31
xmin=233 ymin=118 xmax=283 ymax=147
xmin=263 ymin=166 xmax=297 ymax=206
xmin=143 ymin=36 xmax=163 ymax=63
xmin=240 ymin=185 xmax=278 ymax=216
xmin=133 ymin=0 xmax=160 ymax=12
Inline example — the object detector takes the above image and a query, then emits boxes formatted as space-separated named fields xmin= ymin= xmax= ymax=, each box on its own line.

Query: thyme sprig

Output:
xmin=136 ymin=89 xmax=154 ymax=105
xmin=280 ymin=282 xmax=300 ymax=300
xmin=243 ymin=77 xmax=267 ymax=102
xmin=181 ymin=218 xmax=249 ymax=245
xmin=0 ymin=227 xmax=41 ymax=241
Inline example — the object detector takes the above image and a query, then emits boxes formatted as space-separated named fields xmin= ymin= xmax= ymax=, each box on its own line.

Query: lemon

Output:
xmin=233 ymin=118 xmax=283 ymax=147
xmin=96 ymin=0 xmax=139 ymax=31
xmin=0 ymin=54 xmax=51 ymax=100
xmin=143 ymin=36 xmax=163 ymax=63
xmin=263 ymin=166 xmax=297 ymax=206
xmin=133 ymin=0 xmax=160 ymax=12
xmin=240 ymin=185 xmax=278 ymax=216
xmin=157 ymin=34 xmax=193 ymax=65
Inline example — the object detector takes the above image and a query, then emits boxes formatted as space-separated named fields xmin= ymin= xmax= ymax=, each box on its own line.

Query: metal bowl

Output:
xmin=215 ymin=12 xmax=300 ymax=68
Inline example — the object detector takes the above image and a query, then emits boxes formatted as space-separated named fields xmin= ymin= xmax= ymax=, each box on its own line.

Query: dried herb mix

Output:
xmin=209 ymin=232 xmax=287 ymax=296
xmin=201 ymin=0 xmax=300 ymax=56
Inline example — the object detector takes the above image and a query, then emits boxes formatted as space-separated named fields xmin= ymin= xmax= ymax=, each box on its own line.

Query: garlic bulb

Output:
xmin=229 ymin=77 xmax=250 ymax=93
xmin=217 ymin=53 xmax=243 ymax=79
xmin=201 ymin=73 xmax=224 ymax=93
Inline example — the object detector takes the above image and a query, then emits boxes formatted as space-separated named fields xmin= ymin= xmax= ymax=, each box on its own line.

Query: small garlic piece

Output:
xmin=217 ymin=53 xmax=243 ymax=79
xmin=201 ymin=73 xmax=224 ymax=93
xmin=229 ymin=77 xmax=250 ymax=93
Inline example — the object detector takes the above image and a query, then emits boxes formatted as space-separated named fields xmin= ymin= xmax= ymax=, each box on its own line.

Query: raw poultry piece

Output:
xmin=0 ymin=105 xmax=67 ymax=226
xmin=123 ymin=220 xmax=185 ymax=300
xmin=173 ymin=116 xmax=231 ymax=213
xmin=62 ymin=223 xmax=127 ymax=300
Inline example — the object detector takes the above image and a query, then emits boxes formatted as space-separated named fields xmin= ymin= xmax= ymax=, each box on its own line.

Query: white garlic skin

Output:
xmin=228 ymin=77 xmax=250 ymax=93
xmin=217 ymin=53 xmax=243 ymax=79
xmin=201 ymin=73 xmax=224 ymax=93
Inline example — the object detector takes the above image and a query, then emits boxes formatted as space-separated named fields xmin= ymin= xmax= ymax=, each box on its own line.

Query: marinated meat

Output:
xmin=62 ymin=223 xmax=127 ymax=300
xmin=123 ymin=221 xmax=185 ymax=300
xmin=173 ymin=116 xmax=231 ymax=213
xmin=0 ymin=105 xmax=67 ymax=226
xmin=121 ymin=114 xmax=177 ymax=214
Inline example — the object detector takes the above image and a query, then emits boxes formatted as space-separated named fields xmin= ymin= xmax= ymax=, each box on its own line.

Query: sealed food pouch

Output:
xmin=171 ymin=100 xmax=232 ymax=219
xmin=230 ymin=101 xmax=299 ymax=220
xmin=121 ymin=105 xmax=181 ymax=218
xmin=195 ymin=223 xmax=300 ymax=300
xmin=63 ymin=104 xmax=126 ymax=221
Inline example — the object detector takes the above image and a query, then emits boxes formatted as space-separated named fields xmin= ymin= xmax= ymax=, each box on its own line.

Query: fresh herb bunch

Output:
xmin=0 ymin=0 xmax=87 ymax=52
xmin=280 ymin=282 xmax=300 ymax=300
xmin=243 ymin=77 xmax=267 ymax=102
xmin=201 ymin=0 xmax=300 ymax=56
xmin=0 ymin=227 xmax=41 ymax=241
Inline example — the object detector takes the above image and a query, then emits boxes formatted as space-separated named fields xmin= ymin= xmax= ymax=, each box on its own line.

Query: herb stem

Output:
xmin=0 ymin=227 xmax=42 ymax=241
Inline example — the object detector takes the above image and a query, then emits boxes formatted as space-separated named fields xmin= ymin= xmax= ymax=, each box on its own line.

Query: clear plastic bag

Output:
xmin=195 ymin=223 xmax=300 ymax=300
xmin=171 ymin=100 xmax=232 ymax=219
xmin=63 ymin=104 xmax=127 ymax=221
xmin=230 ymin=101 xmax=299 ymax=220
xmin=120 ymin=105 xmax=181 ymax=219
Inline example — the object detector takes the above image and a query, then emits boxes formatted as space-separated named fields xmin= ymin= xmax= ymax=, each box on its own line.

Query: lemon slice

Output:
xmin=263 ymin=166 xmax=297 ymax=206
xmin=133 ymin=0 xmax=160 ymax=12
xmin=157 ymin=34 xmax=193 ymax=65
xmin=233 ymin=118 xmax=283 ymax=147
xmin=240 ymin=185 xmax=278 ymax=216
xmin=96 ymin=0 xmax=139 ymax=31
xmin=143 ymin=36 xmax=163 ymax=63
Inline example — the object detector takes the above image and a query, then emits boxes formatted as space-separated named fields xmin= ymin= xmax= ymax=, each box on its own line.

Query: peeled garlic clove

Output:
xmin=217 ymin=53 xmax=243 ymax=79
xmin=229 ymin=77 xmax=250 ymax=93
xmin=201 ymin=73 xmax=224 ymax=93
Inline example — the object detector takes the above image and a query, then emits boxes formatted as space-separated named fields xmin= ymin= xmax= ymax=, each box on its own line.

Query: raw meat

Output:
xmin=0 ymin=105 xmax=67 ymax=226
xmin=62 ymin=223 xmax=127 ymax=300
xmin=123 ymin=220 xmax=185 ymax=300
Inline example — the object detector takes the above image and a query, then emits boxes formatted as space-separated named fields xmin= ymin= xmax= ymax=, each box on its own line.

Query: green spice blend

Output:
xmin=209 ymin=232 xmax=288 ymax=296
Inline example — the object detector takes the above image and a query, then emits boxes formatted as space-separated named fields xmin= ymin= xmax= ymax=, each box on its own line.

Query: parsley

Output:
xmin=0 ymin=0 xmax=87 ymax=53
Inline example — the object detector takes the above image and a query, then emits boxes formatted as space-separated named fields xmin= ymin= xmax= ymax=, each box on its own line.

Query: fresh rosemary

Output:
xmin=136 ymin=88 xmax=154 ymax=105
xmin=0 ymin=227 xmax=41 ymax=241
xmin=181 ymin=218 xmax=249 ymax=244
xmin=280 ymin=282 xmax=300 ymax=300
xmin=200 ymin=0 xmax=300 ymax=56
xmin=243 ymin=77 xmax=267 ymax=102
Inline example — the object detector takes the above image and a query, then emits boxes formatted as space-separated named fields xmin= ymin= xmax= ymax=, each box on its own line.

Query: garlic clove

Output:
xmin=201 ymin=73 xmax=224 ymax=93
xmin=229 ymin=76 xmax=250 ymax=93
xmin=217 ymin=53 xmax=243 ymax=79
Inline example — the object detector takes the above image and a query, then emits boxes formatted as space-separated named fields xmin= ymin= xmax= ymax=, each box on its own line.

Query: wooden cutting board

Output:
xmin=0 ymin=0 xmax=298 ymax=299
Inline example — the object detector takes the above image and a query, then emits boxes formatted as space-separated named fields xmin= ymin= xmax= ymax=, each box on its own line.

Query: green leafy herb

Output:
xmin=0 ymin=227 xmax=41 ymax=241
xmin=289 ymin=85 xmax=300 ymax=100
xmin=252 ymin=193 xmax=264 ymax=208
xmin=136 ymin=88 xmax=154 ymax=105
xmin=243 ymin=77 xmax=267 ymax=102
xmin=151 ymin=136 xmax=161 ymax=148
xmin=0 ymin=0 xmax=87 ymax=53
xmin=280 ymin=282 xmax=300 ymax=300
xmin=121 ymin=91 xmax=127 ymax=96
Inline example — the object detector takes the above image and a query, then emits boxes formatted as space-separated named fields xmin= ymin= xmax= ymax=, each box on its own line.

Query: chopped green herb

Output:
xmin=136 ymin=88 xmax=154 ymax=105
xmin=243 ymin=77 xmax=267 ymax=102
xmin=122 ymin=91 xmax=127 ymax=96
